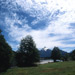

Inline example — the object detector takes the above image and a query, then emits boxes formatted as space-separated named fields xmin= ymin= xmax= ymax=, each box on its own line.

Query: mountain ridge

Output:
xmin=39 ymin=47 xmax=67 ymax=58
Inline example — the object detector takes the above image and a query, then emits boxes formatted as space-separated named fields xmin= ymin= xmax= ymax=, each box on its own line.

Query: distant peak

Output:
xmin=43 ymin=47 xmax=48 ymax=51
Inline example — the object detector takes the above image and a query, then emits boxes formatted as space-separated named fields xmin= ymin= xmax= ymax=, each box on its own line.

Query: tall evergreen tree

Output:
xmin=0 ymin=29 xmax=12 ymax=72
xmin=16 ymin=35 xmax=40 ymax=67
xmin=51 ymin=47 xmax=61 ymax=62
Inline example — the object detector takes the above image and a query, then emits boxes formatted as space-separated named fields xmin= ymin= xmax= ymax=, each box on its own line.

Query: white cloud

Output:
xmin=2 ymin=0 xmax=75 ymax=51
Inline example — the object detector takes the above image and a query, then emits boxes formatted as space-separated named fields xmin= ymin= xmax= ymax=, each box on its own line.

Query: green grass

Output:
xmin=1 ymin=61 xmax=75 ymax=75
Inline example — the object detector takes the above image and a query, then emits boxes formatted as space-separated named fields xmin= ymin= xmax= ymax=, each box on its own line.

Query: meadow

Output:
xmin=1 ymin=61 xmax=75 ymax=75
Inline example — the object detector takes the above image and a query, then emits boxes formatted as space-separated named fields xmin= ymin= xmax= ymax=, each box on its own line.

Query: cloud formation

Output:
xmin=0 ymin=0 xmax=75 ymax=52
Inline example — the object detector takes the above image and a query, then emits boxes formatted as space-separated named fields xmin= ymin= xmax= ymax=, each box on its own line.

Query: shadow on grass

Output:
xmin=16 ymin=63 xmax=38 ymax=68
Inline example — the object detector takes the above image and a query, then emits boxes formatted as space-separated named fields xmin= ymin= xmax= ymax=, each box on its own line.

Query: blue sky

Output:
xmin=0 ymin=0 xmax=75 ymax=52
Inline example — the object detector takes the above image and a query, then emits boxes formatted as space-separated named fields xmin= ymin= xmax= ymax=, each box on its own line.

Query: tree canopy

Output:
xmin=0 ymin=29 xmax=12 ymax=72
xmin=51 ymin=47 xmax=61 ymax=62
xmin=71 ymin=50 xmax=75 ymax=60
xmin=16 ymin=35 xmax=40 ymax=67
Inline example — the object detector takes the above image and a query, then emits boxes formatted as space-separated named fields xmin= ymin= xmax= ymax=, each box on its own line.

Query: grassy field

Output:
xmin=0 ymin=61 xmax=75 ymax=75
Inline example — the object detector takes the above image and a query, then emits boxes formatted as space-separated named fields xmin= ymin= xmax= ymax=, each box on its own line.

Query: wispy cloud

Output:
xmin=0 ymin=0 xmax=75 ymax=52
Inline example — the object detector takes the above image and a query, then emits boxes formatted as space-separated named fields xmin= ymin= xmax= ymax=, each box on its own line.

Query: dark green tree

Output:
xmin=0 ymin=29 xmax=12 ymax=72
xmin=16 ymin=35 xmax=40 ymax=67
xmin=51 ymin=47 xmax=61 ymax=62
xmin=71 ymin=50 xmax=75 ymax=60
xmin=11 ymin=51 xmax=17 ymax=67
xmin=61 ymin=53 xmax=69 ymax=61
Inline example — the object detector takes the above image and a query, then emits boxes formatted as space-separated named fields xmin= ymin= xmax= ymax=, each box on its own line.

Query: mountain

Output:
xmin=39 ymin=47 xmax=51 ymax=58
xmin=39 ymin=47 xmax=67 ymax=58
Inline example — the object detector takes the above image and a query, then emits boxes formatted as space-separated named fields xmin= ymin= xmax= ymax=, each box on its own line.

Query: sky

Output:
xmin=0 ymin=0 xmax=75 ymax=52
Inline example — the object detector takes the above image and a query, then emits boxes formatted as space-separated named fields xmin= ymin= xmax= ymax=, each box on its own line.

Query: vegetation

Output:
xmin=0 ymin=29 xmax=75 ymax=74
xmin=16 ymin=35 xmax=40 ymax=67
xmin=0 ymin=29 xmax=12 ymax=72
xmin=0 ymin=61 xmax=75 ymax=75
xmin=71 ymin=50 xmax=75 ymax=60
xmin=61 ymin=53 xmax=70 ymax=61
xmin=51 ymin=47 xmax=61 ymax=62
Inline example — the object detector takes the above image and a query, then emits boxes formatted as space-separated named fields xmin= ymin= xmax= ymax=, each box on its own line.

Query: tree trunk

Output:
xmin=54 ymin=59 xmax=56 ymax=62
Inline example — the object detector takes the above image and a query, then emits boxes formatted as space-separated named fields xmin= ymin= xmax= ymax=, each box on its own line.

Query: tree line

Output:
xmin=0 ymin=29 xmax=75 ymax=73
